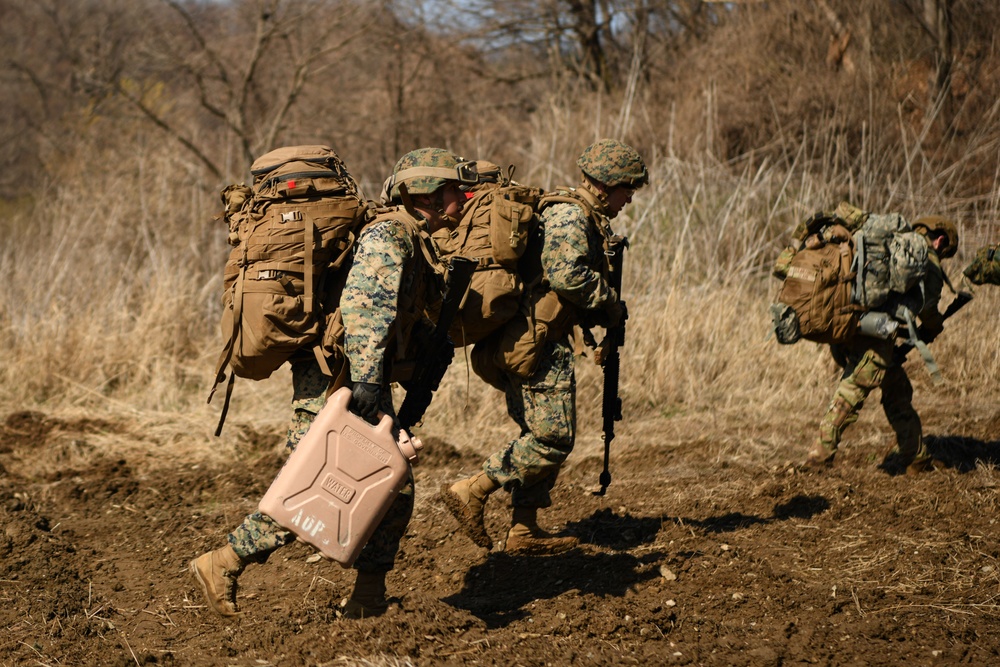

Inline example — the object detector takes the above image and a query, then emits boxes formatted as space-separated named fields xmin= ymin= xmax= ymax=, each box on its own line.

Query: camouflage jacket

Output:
xmin=536 ymin=185 xmax=616 ymax=319
xmin=341 ymin=208 xmax=445 ymax=386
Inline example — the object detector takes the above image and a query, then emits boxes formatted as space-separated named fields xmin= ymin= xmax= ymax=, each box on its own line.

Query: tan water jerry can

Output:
xmin=258 ymin=386 xmax=422 ymax=566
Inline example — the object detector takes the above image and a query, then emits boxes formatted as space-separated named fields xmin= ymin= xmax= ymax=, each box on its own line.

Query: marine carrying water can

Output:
xmin=258 ymin=386 xmax=422 ymax=566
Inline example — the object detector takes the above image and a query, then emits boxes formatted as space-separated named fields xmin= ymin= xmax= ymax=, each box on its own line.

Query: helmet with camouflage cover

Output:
xmin=577 ymin=139 xmax=649 ymax=188
xmin=387 ymin=147 xmax=478 ymax=199
xmin=913 ymin=215 xmax=959 ymax=259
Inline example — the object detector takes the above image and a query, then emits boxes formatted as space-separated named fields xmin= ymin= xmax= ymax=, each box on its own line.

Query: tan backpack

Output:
xmin=438 ymin=170 xmax=543 ymax=346
xmin=770 ymin=226 xmax=858 ymax=345
xmin=771 ymin=203 xmax=939 ymax=361
xmin=470 ymin=185 xmax=612 ymax=384
xmin=209 ymin=145 xmax=370 ymax=433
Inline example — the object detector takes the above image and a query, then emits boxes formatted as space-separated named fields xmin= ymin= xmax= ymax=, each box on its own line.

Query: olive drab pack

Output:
xmin=851 ymin=213 xmax=929 ymax=311
xmin=438 ymin=167 xmax=544 ymax=346
xmin=963 ymin=243 xmax=1000 ymax=285
xmin=770 ymin=203 xmax=935 ymax=348
xmin=209 ymin=145 xmax=370 ymax=434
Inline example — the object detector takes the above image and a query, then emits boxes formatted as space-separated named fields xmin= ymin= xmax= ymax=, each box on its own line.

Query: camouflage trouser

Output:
xmin=229 ymin=358 xmax=414 ymax=572
xmin=483 ymin=337 xmax=576 ymax=509
xmin=817 ymin=338 xmax=927 ymax=464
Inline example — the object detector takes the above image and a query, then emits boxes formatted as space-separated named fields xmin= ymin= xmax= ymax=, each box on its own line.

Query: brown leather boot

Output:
xmin=341 ymin=570 xmax=388 ymax=619
xmin=189 ymin=544 xmax=245 ymax=617
xmin=504 ymin=507 xmax=579 ymax=556
xmin=440 ymin=471 xmax=499 ymax=549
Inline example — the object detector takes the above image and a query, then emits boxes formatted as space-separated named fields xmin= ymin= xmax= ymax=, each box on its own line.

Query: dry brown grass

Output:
xmin=2 ymin=1 xmax=1000 ymax=475
xmin=2 ymin=117 xmax=999 ymax=473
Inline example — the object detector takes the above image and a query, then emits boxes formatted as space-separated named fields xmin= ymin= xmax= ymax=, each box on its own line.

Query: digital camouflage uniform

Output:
xmin=813 ymin=235 xmax=947 ymax=469
xmin=191 ymin=147 xmax=460 ymax=618
xmin=441 ymin=140 xmax=647 ymax=555
xmin=340 ymin=212 xmax=445 ymax=571
xmin=227 ymin=355 xmax=331 ymax=560
xmin=226 ymin=212 xmax=442 ymax=572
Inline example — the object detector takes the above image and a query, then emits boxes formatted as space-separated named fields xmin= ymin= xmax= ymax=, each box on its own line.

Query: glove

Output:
xmin=350 ymin=382 xmax=381 ymax=425
xmin=594 ymin=337 xmax=610 ymax=367
xmin=604 ymin=297 xmax=627 ymax=329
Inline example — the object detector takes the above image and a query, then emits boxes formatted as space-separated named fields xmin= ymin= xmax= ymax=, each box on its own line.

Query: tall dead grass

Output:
xmin=1 ymin=94 xmax=998 ymax=460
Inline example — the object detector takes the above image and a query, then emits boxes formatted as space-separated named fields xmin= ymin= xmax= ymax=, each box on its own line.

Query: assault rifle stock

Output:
xmin=396 ymin=255 xmax=477 ymax=431
xmin=893 ymin=290 xmax=973 ymax=365
xmin=595 ymin=235 xmax=629 ymax=497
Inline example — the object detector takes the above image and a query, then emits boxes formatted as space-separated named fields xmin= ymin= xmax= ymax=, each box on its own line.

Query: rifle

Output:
xmin=594 ymin=235 xmax=629 ymax=497
xmin=396 ymin=255 xmax=477 ymax=431
xmin=893 ymin=290 xmax=973 ymax=365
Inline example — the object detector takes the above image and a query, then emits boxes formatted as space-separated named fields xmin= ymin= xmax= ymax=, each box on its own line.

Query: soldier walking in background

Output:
xmin=190 ymin=148 xmax=474 ymax=619
xmin=806 ymin=216 xmax=960 ymax=474
xmin=441 ymin=139 xmax=648 ymax=555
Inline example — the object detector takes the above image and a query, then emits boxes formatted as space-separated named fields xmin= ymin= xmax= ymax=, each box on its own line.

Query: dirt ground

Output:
xmin=3 ymin=388 xmax=1000 ymax=667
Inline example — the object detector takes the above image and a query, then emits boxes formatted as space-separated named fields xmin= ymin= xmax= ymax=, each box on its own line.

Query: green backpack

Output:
xmin=851 ymin=212 xmax=930 ymax=312
xmin=209 ymin=145 xmax=370 ymax=433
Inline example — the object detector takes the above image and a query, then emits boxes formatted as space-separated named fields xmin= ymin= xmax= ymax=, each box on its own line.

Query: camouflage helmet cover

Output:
xmin=914 ymin=215 xmax=959 ymax=259
xmin=577 ymin=139 xmax=649 ymax=188
xmin=389 ymin=147 xmax=477 ymax=198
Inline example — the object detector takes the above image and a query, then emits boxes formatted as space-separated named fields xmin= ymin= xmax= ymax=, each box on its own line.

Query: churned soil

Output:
xmin=3 ymin=397 xmax=1000 ymax=666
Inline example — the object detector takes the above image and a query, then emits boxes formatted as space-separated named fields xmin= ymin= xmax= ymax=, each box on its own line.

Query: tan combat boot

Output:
xmin=341 ymin=570 xmax=388 ymax=619
xmin=804 ymin=441 xmax=836 ymax=469
xmin=904 ymin=438 xmax=940 ymax=476
xmin=504 ymin=507 xmax=579 ymax=556
xmin=440 ymin=471 xmax=500 ymax=549
xmin=189 ymin=544 xmax=245 ymax=617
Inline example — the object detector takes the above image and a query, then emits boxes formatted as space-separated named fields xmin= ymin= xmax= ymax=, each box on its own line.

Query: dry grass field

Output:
xmin=3 ymin=1 xmax=1000 ymax=665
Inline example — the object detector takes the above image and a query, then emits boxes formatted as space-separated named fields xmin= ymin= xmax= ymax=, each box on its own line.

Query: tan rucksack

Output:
xmin=438 ymin=169 xmax=543 ymax=346
xmin=469 ymin=185 xmax=613 ymax=385
xmin=770 ymin=226 xmax=859 ymax=345
xmin=771 ymin=203 xmax=939 ymax=365
xmin=209 ymin=145 xmax=370 ymax=433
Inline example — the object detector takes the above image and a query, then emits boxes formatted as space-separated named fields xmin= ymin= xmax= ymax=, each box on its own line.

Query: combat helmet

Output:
xmin=386 ymin=148 xmax=478 ymax=200
xmin=577 ymin=139 xmax=649 ymax=188
xmin=914 ymin=215 xmax=959 ymax=258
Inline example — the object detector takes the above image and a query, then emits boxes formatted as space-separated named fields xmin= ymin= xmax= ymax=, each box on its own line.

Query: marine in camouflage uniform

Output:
xmin=189 ymin=148 xmax=472 ymax=619
xmin=806 ymin=216 xmax=960 ymax=475
xmin=442 ymin=139 xmax=648 ymax=555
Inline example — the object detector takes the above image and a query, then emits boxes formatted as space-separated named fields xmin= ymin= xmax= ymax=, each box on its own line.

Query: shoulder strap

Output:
xmin=538 ymin=186 xmax=619 ymax=286
xmin=371 ymin=206 xmax=446 ymax=278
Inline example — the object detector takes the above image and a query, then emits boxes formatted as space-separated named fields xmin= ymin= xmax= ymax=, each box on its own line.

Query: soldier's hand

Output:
xmin=594 ymin=337 xmax=610 ymax=367
xmin=350 ymin=382 xmax=381 ymax=425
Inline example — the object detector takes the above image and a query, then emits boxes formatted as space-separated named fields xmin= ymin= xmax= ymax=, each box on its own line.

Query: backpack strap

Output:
xmin=371 ymin=203 xmax=447 ymax=279
xmin=539 ymin=186 xmax=618 ymax=281
xmin=208 ymin=247 xmax=250 ymax=436
xmin=900 ymin=306 xmax=943 ymax=384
